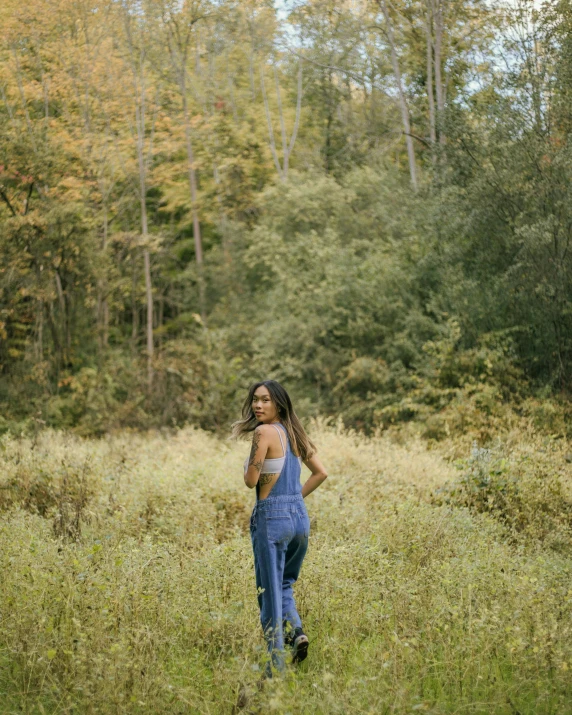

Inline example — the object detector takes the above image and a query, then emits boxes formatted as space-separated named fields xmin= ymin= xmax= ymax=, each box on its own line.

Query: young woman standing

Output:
xmin=232 ymin=380 xmax=328 ymax=677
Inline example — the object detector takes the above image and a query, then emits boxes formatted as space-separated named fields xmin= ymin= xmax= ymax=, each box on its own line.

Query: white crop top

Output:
xmin=243 ymin=423 xmax=300 ymax=474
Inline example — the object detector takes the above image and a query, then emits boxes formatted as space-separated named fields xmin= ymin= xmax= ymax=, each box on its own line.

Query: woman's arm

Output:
xmin=301 ymin=452 xmax=328 ymax=498
xmin=244 ymin=425 xmax=271 ymax=489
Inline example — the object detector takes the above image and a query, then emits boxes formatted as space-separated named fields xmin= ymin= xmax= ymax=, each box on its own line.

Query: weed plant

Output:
xmin=0 ymin=422 xmax=571 ymax=713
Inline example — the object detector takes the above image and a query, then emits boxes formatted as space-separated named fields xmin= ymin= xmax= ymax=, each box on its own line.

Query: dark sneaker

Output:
xmin=291 ymin=627 xmax=309 ymax=664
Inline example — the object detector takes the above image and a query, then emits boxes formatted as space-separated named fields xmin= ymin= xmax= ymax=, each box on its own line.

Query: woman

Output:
xmin=232 ymin=380 xmax=328 ymax=677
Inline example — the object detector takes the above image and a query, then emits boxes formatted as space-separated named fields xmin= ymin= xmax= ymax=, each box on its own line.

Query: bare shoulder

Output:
xmin=254 ymin=423 xmax=279 ymax=437
xmin=253 ymin=423 xmax=282 ymax=447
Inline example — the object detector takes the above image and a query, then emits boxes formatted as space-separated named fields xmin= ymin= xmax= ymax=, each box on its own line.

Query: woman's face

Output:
xmin=252 ymin=385 xmax=279 ymax=423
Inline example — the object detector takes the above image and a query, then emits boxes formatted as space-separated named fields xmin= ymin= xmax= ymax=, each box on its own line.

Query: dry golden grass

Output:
xmin=1 ymin=421 xmax=571 ymax=714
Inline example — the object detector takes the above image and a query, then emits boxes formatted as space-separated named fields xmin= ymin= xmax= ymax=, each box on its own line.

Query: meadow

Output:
xmin=1 ymin=421 xmax=572 ymax=714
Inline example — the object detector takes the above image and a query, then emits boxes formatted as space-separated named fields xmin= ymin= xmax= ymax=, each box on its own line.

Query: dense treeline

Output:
xmin=0 ymin=0 xmax=570 ymax=435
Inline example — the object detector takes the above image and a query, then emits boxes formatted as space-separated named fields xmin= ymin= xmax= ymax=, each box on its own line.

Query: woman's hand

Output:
xmin=301 ymin=453 xmax=328 ymax=498
xmin=244 ymin=425 xmax=271 ymax=489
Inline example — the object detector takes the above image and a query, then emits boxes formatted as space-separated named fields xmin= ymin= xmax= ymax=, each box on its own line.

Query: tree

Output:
xmin=378 ymin=0 xmax=418 ymax=189
xmin=117 ymin=1 xmax=163 ymax=386
xmin=158 ymin=0 xmax=211 ymax=319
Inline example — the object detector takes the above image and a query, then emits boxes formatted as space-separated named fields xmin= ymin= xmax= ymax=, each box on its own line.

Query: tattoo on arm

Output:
xmin=249 ymin=430 xmax=262 ymax=473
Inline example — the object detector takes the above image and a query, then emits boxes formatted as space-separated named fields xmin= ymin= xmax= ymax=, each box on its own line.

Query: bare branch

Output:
xmin=0 ymin=186 xmax=17 ymax=216
xmin=284 ymin=45 xmax=374 ymax=92
xmin=403 ymin=131 xmax=431 ymax=148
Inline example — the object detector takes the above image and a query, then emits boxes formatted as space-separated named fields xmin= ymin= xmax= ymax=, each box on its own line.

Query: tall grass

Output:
xmin=0 ymin=422 xmax=571 ymax=714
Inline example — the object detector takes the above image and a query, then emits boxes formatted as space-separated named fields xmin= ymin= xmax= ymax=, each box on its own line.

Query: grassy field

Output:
xmin=1 ymin=421 xmax=572 ymax=714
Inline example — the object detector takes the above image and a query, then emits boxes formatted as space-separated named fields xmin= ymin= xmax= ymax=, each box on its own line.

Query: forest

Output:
xmin=1 ymin=0 xmax=570 ymax=438
xmin=3 ymin=3 xmax=572 ymax=713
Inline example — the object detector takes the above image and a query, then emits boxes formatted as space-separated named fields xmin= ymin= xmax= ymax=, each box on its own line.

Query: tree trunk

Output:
xmin=195 ymin=24 xmax=201 ymax=77
xmin=131 ymin=253 xmax=138 ymax=354
xmin=180 ymin=73 xmax=206 ymax=322
xmin=158 ymin=295 xmax=164 ymax=349
xmin=260 ymin=62 xmax=303 ymax=181
xmin=123 ymin=5 xmax=155 ymax=386
xmin=47 ymin=301 xmax=62 ymax=383
xmin=98 ymin=202 xmax=109 ymax=352
xmin=426 ymin=2 xmax=437 ymax=146
xmin=285 ymin=63 xmax=303 ymax=178
xmin=143 ymin=248 xmax=153 ymax=387
xmin=138 ymin=153 xmax=153 ymax=386
xmin=433 ymin=0 xmax=446 ymax=144
xmin=226 ymin=63 xmax=238 ymax=122
xmin=162 ymin=7 xmax=207 ymax=324
xmin=274 ymin=66 xmax=288 ymax=176
xmin=36 ymin=299 xmax=44 ymax=361
xmin=181 ymin=88 xmax=203 ymax=267
xmin=248 ymin=17 xmax=256 ymax=101
xmin=379 ymin=0 xmax=418 ymax=190
xmin=260 ymin=64 xmax=284 ymax=179
xmin=54 ymin=270 xmax=68 ymax=365
xmin=324 ymin=65 xmax=334 ymax=175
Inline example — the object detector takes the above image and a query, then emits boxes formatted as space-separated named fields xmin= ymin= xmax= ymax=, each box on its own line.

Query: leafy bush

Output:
xmin=0 ymin=443 xmax=97 ymax=540
xmin=434 ymin=441 xmax=572 ymax=551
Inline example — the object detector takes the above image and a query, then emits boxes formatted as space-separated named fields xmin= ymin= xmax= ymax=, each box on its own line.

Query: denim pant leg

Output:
xmin=251 ymin=522 xmax=289 ymax=673
xmin=282 ymin=533 xmax=308 ymax=629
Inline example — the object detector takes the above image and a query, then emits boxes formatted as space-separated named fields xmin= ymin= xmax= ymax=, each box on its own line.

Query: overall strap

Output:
xmin=271 ymin=423 xmax=286 ymax=457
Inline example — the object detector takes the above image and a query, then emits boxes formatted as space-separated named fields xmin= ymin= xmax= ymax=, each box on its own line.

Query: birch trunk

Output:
xmin=102 ymin=204 xmax=109 ymax=348
xmin=285 ymin=63 xmax=303 ymax=178
xmin=379 ymin=0 xmax=417 ymax=190
xmin=260 ymin=62 xmax=303 ymax=182
xmin=136 ymin=132 xmax=153 ymax=386
xmin=433 ymin=0 xmax=446 ymax=144
xmin=162 ymin=7 xmax=206 ymax=321
xmin=97 ymin=201 xmax=110 ymax=352
xmin=426 ymin=2 xmax=436 ymax=146
xmin=248 ymin=17 xmax=256 ymax=101
xmin=131 ymin=253 xmax=138 ymax=354
xmin=122 ymin=0 xmax=166 ymax=387
xmin=260 ymin=65 xmax=283 ymax=179
xmin=129 ymin=33 xmax=153 ymax=386
xmin=181 ymin=72 xmax=206 ymax=321
xmin=181 ymin=77 xmax=204 ymax=268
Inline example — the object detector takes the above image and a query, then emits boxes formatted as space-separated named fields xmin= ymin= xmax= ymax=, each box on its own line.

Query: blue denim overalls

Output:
xmin=249 ymin=422 xmax=310 ymax=675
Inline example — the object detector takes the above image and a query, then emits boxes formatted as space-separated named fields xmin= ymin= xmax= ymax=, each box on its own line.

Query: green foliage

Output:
xmin=434 ymin=441 xmax=572 ymax=551
xmin=0 ymin=0 xmax=571 ymax=437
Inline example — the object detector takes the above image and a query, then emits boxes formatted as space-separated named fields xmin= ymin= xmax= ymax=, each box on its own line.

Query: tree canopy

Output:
xmin=0 ymin=0 xmax=570 ymax=436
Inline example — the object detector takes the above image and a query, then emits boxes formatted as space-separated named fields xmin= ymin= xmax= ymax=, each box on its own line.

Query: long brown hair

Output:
xmin=231 ymin=380 xmax=316 ymax=460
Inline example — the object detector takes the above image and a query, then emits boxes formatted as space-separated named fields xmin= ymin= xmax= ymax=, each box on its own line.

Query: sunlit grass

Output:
xmin=0 ymin=422 xmax=571 ymax=713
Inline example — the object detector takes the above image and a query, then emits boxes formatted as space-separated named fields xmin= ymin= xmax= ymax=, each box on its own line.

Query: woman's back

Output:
xmin=244 ymin=422 xmax=302 ymax=501
xmin=235 ymin=379 xmax=328 ymax=676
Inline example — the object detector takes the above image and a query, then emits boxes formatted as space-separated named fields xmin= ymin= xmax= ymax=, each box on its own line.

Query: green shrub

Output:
xmin=434 ymin=441 xmax=572 ymax=551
